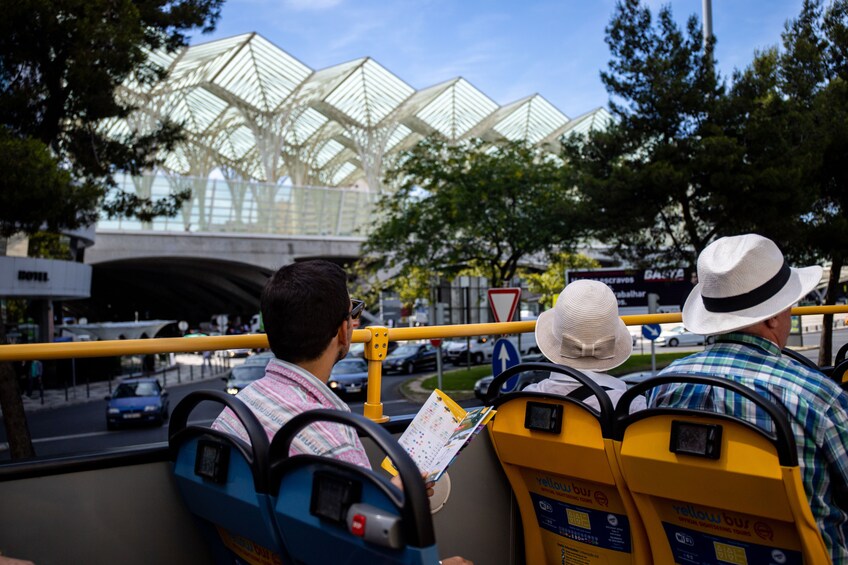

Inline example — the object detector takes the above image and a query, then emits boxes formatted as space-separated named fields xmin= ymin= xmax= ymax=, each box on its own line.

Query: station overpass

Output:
xmin=83 ymin=230 xmax=365 ymax=326
xmin=79 ymin=175 xmax=373 ymax=325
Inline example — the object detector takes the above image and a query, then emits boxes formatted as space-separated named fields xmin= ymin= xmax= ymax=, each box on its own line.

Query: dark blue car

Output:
xmin=106 ymin=378 xmax=169 ymax=430
xmin=328 ymin=358 xmax=369 ymax=397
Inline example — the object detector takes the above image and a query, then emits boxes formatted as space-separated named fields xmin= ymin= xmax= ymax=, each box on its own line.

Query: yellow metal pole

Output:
xmin=362 ymin=326 xmax=390 ymax=423
xmin=1 ymin=306 xmax=845 ymax=362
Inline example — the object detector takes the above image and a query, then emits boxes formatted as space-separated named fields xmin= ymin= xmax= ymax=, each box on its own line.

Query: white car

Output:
xmin=444 ymin=337 xmax=494 ymax=365
xmin=655 ymin=326 xmax=712 ymax=347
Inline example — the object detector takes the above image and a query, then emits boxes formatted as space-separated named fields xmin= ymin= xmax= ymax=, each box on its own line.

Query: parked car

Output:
xmin=473 ymin=353 xmax=548 ymax=400
xmin=346 ymin=341 xmax=399 ymax=359
xmin=223 ymin=363 xmax=267 ymax=395
xmin=218 ymin=347 xmax=251 ymax=358
xmin=106 ymin=378 xmax=169 ymax=429
xmin=444 ymin=337 xmax=494 ymax=365
xmin=242 ymin=351 xmax=274 ymax=366
xmin=655 ymin=326 xmax=713 ymax=347
xmin=383 ymin=343 xmax=440 ymax=374
xmin=328 ymin=358 xmax=369 ymax=397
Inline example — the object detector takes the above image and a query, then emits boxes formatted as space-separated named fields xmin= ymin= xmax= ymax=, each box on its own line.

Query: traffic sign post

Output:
xmin=492 ymin=338 xmax=521 ymax=392
xmin=487 ymin=288 xmax=521 ymax=323
xmin=431 ymin=339 xmax=444 ymax=389
xmin=642 ymin=323 xmax=662 ymax=375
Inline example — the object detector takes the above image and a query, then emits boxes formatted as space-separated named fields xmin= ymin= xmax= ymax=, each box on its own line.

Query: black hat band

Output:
xmin=702 ymin=261 xmax=791 ymax=313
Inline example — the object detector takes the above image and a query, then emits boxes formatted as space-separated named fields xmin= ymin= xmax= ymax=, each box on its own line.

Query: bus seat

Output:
xmin=831 ymin=358 xmax=848 ymax=391
xmin=613 ymin=374 xmax=829 ymax=564
xmin=169 ymin=390 xmax=287 ymax=565
xmin=485 ymin=362 xmax=651 ymax=564
xmin=268 ymin=409 xmax=438 ymax=565
xmin=836 ymin=342 xmax=848 ymax=366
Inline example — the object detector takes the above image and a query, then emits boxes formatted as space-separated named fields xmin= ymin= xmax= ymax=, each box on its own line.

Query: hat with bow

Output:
xmin=535 ymin=279 xmax=632 ymax=371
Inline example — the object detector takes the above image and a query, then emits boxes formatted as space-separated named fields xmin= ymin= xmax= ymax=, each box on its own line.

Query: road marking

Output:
xmin=0 ymin=417 xmax=214 ymax=452
xmin=348 ymin=399 xmax=410 ymax=407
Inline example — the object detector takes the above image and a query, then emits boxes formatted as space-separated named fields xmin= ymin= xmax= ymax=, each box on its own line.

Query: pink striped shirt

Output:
xmin=211 ymin=358 xmax=371 ymax=469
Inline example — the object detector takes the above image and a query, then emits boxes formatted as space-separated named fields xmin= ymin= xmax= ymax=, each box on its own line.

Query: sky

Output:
xmin=196 ymin=0 xmax=806 ymax=119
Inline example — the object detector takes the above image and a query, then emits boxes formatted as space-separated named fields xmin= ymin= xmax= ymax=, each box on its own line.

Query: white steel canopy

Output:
xmin=115 ymin=33 xmax=606 ymax=192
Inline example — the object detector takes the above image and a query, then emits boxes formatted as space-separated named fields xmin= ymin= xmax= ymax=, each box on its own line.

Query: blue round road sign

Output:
xmin=492 ymin=338 xmax=522 ymax=392
xmin=642 ymin=324 xmax=662 ymax=341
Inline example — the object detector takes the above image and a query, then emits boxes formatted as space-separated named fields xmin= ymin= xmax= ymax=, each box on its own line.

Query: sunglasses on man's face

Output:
xmin=348 ymin=299 xmax=365 ymax=321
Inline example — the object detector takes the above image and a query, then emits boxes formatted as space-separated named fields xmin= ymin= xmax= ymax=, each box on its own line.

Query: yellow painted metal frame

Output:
xmin=1 ymin=306 xmax=846 ymax=422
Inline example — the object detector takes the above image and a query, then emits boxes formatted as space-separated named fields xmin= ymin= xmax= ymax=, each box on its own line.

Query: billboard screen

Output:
xmin=566 ymin=267 xmax=696 ymax=315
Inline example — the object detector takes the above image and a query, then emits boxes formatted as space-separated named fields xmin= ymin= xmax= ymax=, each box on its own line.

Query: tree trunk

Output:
xmin=818 ymin=254 xmax=844 ymax=367
xmin=0 ymin=317 xmax=35 ymax=459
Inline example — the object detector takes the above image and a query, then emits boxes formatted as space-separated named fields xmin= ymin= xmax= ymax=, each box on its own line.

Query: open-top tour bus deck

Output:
xmin=1 ymin=306 xmax=847 ymax=564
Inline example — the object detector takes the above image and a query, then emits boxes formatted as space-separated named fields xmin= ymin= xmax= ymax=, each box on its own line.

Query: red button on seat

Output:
xmin=351 ymin=513 xmax=366 ymax=537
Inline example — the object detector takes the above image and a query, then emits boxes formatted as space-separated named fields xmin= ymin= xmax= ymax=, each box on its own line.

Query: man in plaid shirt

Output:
xmin=647 ymin=234 xmax=848 ymax=563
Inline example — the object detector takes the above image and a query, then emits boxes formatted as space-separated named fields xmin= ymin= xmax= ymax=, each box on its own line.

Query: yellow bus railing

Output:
xmin=1 ymin=306 xmax=847 ymax=422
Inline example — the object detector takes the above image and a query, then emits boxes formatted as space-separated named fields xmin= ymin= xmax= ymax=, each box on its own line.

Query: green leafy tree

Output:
xmin=0 ymin=0 xmax=224 ymax=236
xmin=563 ymin=0 xmax=734 ymax=268
xmin=522 ymin=253 xmax=602 ymax=310
xmin=364 ymin=136 xmax=584 ymax=288
xmin=0 ymin=0 xmax=224 ymax=459
xmin=716 ymin=0 xmax=848 ymax=363
xmin=778 ymin=0 xmax=848 ymax=363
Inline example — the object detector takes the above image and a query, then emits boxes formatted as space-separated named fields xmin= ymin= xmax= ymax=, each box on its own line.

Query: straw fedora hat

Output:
xmin=535 ymin=280 xmax=632 ymax=371
xmin=683 ymin=234 xmax=822 ymax=335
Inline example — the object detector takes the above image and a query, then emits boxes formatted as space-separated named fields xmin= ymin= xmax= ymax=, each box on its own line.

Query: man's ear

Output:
xmin=337 ymin=319 xmax=352 ymax=347
xmin=764 ymin=315 xmax=780 ymax=329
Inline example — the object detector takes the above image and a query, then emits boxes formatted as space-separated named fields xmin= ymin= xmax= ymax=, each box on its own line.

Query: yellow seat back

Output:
xmin=486 ymin=362 xmax=651 ymax=564
xmin=613 ymin=374 xmax=829 ymax=564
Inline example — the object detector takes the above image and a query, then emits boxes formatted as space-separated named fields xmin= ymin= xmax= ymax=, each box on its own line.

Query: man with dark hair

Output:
xmin=212 ymin=260 xmax=368 ymax=466
xmin=212 ymin=260 xmax=474 ymax=565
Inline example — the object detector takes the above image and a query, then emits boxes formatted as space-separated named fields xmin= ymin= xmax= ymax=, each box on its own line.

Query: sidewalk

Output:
xmin=3 ymin=354 xmax=231 ymax=416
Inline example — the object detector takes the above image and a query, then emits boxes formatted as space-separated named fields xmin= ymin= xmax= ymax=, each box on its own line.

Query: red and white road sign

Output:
xmin=487 ymin=288 xmax=521 ymax=323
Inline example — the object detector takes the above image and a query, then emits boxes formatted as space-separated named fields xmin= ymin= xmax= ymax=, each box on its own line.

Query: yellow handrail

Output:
xmin=4 ymin=306 xmax=847 ymax=362
xmin=2 ymin=306 xmax=846 ymax=422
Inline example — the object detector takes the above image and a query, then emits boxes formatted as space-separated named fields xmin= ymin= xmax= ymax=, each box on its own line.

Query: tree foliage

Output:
xmin=563 ymin=0 xmax=733 ymax=267
xmin=522 ymin=253 xmax=601 ymax=310
xmin=0 ymin=0 xmax=224 ymax=236
xmin=364 ymin=136 xmax=583 ymax=288
xmin=775 ymin=0 xmax=848 ymax=363
xmin=0 ymin=0 xmax=223 ymax=459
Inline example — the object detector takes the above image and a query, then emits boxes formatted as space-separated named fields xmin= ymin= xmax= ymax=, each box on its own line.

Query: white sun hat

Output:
xmin=683 ymin=233 xmax=822 ymax=335
xmin=535 ymin=279 xmax=632 ymax=372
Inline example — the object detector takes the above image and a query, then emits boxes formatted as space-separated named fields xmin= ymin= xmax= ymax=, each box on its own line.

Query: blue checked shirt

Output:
xmin=648 ymin=333 xmax=848 ymax=564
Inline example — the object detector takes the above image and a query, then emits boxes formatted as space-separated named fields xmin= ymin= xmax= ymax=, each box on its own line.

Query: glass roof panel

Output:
xmin=416 ymin=79 xmax=498 ymax=139
xmin=385 ymin=124 xmax=414 ymax=152
xmin=493 ymin=95 xmax=569 ymax=144
xmin=323 ymin=59 xmax=414 ymax=128
xmin=166 ymin=34 xmax=252 ymax=91
xmin=285 ymin=106 xmax=330 ymax=145
xmin=211 ymin=35 xmax=312 ymax=112
xmin=331 ymin=161 xmax=358 ymax=185
xmin=313 ymin=139 xmax=348 ymax=168
xmin=561 ymin=107 xmax=613 ymax=139
xmin=297 ymin=58 xmax=365 ymax=103
xmin=161 ymin=88 xmax=230 ymax=134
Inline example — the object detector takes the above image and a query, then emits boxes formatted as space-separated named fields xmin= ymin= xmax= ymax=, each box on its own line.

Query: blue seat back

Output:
xmin=169 ymin=390 xmax=286 ymax=565
xmin=269 ymin=409 xmax=438 ymax=565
